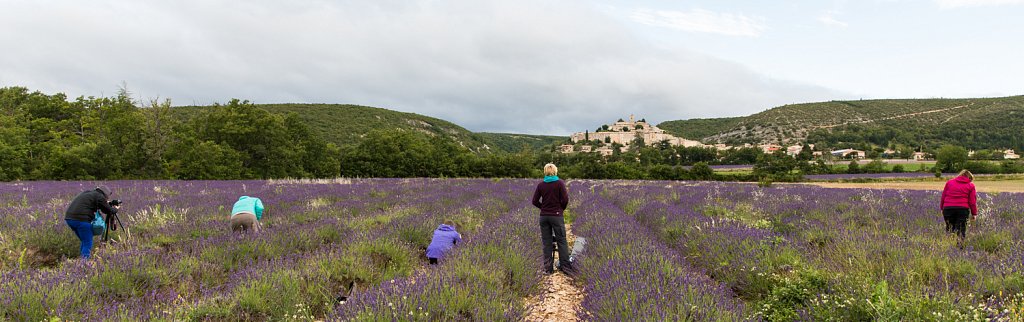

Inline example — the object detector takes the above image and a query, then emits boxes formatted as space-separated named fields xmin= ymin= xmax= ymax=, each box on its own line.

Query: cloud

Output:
xmin=629 ymin=8 xmax=767 ymax=37
xmin=0 ymin=0 xmax=838 ymax=136
xmin=817 ymin=11 xmax=849 ymax=28
xmin=936 ymin=0 xmax=1024 ymax=8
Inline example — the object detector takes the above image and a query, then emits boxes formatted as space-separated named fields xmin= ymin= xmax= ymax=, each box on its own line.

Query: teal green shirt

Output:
xmin=231 ymin=196 xmax=264 ymax=221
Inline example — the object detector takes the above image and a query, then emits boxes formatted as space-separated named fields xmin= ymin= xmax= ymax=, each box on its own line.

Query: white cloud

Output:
xmin=0 ymin=1 xmax=837 ymax=135
xmin=630 ymin=8 xmax=766 ymax=37
xmin=936 ymin=0 xmax=1024 ymax=8
xmin=817 ymin=11 xmax=849 ymax=28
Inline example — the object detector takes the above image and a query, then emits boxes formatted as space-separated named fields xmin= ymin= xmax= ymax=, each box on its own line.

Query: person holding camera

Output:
xmin=64 ymin=185 xmax=119 ymax=259
xmin=231 ymin=196 xmax=264 ymax=232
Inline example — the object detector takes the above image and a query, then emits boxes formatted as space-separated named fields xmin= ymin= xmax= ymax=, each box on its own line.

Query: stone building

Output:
xmin=569 ymin=115 xmax=705 ymax=149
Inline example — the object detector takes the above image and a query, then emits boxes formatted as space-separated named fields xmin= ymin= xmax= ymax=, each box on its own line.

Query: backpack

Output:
xmin=91 ymin=211 xmax=106 ymax=235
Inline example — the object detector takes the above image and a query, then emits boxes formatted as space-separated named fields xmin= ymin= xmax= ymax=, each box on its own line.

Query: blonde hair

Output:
xmin=543 ymin=163 xmax=558 ymax=176
xmin=958 ymin=169 xmax=974 ymax=181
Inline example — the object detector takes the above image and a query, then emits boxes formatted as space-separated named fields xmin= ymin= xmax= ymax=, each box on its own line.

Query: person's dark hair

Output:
xmin=96 ymin=185 xmax=112 ymax=199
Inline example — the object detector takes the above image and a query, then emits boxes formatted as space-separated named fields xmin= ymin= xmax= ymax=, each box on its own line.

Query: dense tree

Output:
xmin=689 ymin=162 xmax=715 ymax=180
xmin=862 ymin=159 xmax=887 ymax=173
xmin=846 ymin=160 xmax=861 ymax=174
xmin=936 ymin=145 xmax=969 ymax=172
xmin=753 ymin=151 xmax=800 ymax=181
xmin=721 ymin=147 xmax=761 ymax=164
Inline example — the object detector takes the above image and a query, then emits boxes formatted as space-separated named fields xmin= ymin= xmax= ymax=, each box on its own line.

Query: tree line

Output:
xmin=0 ymin=87 xmax=338 ymax=180
xmin=0 ymin=87 xmax=539 ymax=181
xmin=3 ymin=87 xmax=1021 ymax=181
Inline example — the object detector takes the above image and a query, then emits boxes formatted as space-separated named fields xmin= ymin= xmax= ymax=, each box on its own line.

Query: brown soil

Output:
xmin=524 ymin=224 xmax=584 ymax=322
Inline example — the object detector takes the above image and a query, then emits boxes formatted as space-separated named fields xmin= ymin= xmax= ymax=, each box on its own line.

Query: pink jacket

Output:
xmin=940 ymin=176 xmax=977 ymax=215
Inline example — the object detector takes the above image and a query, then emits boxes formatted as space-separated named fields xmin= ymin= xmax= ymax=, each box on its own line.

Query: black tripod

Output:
xmin=103 ymin=212 xmax=127 ymax=242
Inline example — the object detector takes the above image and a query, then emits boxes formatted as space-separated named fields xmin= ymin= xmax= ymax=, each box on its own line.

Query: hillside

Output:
xmin=657 ymin=117 xmax=744 ymax=141
xmin=476 ymin=132 xmax=567 ymax=153
xmin=174 ymin=103 xmax=559 ymax=153
xmin=261 ymin=104 xmax=495 ymax=151
xmin=658 ymin=96 xmax=1024 ymax=150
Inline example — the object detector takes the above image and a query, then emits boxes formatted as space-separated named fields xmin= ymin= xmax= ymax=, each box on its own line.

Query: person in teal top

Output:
xmin=231 ymin=196 xmax=264 ymax=232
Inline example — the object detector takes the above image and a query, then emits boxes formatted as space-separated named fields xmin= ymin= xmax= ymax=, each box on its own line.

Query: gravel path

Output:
xmin=524 ymin=224 xmax=583 ymax=321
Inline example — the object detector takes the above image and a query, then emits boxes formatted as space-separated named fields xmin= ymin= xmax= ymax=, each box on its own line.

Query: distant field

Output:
xmin=826 ymin=160 xmax=934 ymax=172
xmin=807 ymin=179 xmax=1024 ymax=193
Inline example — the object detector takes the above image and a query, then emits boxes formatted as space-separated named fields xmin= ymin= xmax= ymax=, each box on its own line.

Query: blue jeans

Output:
xmin=65 ymin=219 xmax=93 ymax=258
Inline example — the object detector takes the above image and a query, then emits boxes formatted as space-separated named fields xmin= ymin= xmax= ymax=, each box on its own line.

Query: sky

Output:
xmin=1 ymin=0 xmax=1022 ymax=135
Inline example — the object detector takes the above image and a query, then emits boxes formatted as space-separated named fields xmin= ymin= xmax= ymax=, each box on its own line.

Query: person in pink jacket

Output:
xmin=940 ymin=170 xmax=978 ymax=248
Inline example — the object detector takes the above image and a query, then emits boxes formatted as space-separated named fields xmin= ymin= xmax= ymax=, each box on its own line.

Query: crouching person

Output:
xmin=64 ymin=185 xmax=119 ymax=259
xmin=231 ymin=196 xmax=264 ymax=232
xmin=426 ymin=221 xmax=462 ymax=265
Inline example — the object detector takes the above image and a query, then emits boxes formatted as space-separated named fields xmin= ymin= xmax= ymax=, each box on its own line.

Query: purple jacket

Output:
xmin=532 ymin=179 xmax=568 ymax=216
xmin=426 ymin=224 xmax=462 ymax=259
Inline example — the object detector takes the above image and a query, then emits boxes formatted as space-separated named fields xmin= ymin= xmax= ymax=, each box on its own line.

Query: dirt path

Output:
xmin=803 ymin=179 xmax=1024 ymax=193
xmin=816 ymin=103 xmax=973 ymax=129
xmin=524 ymin=223 xmax=584 ymax=322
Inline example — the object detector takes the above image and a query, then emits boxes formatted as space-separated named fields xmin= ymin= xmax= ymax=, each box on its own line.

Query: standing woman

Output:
xmin=532 ymin=163 xmax=571 ymax=274
xmin=940 ymin=169 xmax=978 ymax=248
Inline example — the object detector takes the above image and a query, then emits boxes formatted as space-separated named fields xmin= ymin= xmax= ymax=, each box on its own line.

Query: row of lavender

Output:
xmin=313 ymin=179 xmax=755 ymax=321
xmin=570 ymin=181 xmax=749 ymax=320
xmin=0 ymin=179 xmax=535 ymax=320
xmin=330 ymin=203 xmax=544 ymax=320
xmin=602 ymin=181 xmax=1024 ymax=320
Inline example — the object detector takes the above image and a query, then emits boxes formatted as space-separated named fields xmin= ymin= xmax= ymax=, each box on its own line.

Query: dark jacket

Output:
xmin=65 ymin=189 xmax=117 ymax=222
xmin=532 ymin=179 xmax=568 ymax=216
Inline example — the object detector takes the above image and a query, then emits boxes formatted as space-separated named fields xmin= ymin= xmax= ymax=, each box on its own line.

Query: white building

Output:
xmin=1005 ymin=149 xmax=1021 ymax=159
xmin=831 ymin=149 xmax=866 ymax=159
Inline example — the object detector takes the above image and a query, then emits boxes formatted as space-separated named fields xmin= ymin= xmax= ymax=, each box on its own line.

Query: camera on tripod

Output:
xmin=103 ymin=199 xmax=127 ymax=242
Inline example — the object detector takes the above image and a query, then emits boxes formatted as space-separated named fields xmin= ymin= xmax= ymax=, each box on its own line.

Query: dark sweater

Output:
xmin=532 ymin=179 xmax=568 ymax=216
xmin=64 ymin=189 xmax=117 ymax=222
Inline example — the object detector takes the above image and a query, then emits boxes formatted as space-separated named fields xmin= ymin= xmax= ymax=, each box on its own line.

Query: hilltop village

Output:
xmin=563 ymin=115 xmax=706 ymax=156
xmin=560 ymin=115 xmax=1023 ymax=161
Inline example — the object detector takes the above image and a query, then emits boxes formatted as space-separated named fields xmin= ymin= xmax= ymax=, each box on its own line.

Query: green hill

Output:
xmin=173 ymin=103 xmax=563 ymax=153
xmin=657 ymin=117 xmax=744 ymax=141
xmin=476 ymin=132 xmax=567 ymax=152
xmin=262 ymin=104 xmax=493 ymax=151
xmin=658 ymin=96 xmax=1024 ymax=150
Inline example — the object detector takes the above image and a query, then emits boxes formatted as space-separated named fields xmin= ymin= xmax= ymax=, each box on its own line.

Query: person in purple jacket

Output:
xmin=426 ymin=220 xmax=462 ymax=265
xmin=532 ymin=163 xmax=571 ymax=274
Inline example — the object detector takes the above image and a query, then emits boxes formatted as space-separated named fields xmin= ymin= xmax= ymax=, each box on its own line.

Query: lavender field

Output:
xmin=2 ymin=179 xmax=1024 ymax=321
